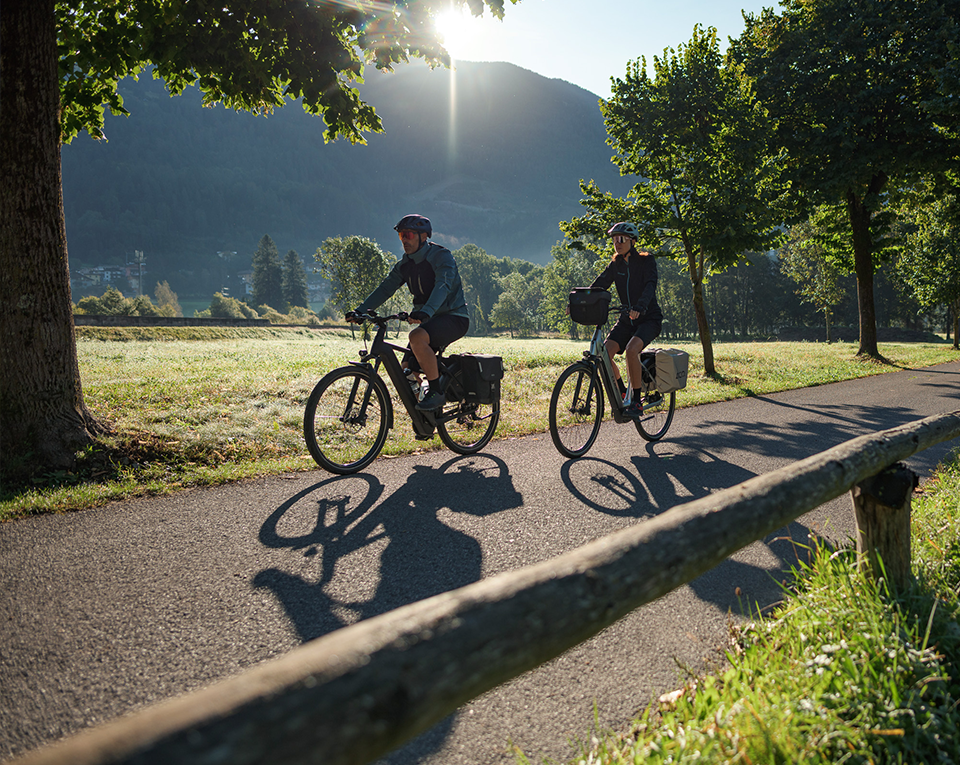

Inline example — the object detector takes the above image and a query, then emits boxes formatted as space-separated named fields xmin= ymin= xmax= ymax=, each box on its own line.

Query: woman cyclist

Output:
xmin=589 ymin=221 xmax=663 ymax=419
xmin=350 ymin=214 xmax=469 ymax=411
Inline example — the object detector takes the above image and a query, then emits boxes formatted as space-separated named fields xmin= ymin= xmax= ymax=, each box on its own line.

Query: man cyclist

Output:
xmin=590 ymin=221 xmax=663 ymax=419
xmin=348 ymin=214 xmax=469 ymax=410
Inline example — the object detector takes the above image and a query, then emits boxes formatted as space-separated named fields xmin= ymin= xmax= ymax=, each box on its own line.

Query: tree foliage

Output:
xmin=896 ymin=187 xmax=960 ymax=348
xmin=490 ymin=270 xmax=543 ymax=337
xmin=779 ymin=217 xmax=848 ymax=342
xmin=153 ymin=280 xmax=182 ymax=317
xmin=542 ymin=242 xmax=600 ymax=338
xmin=251 ymin=235 xmax=284 ymax=311
xmin=563 ymin=25 xmax=786 ymax=374
xmin=56 ymin=0 xmax=511 ymax=145
xmin=282 ymin=250 xmax=310 ymax=310
xmin=730 ymin=0 xmax=960 ymax=357
xmin=315 ymin=235 xmax=394 ymax=316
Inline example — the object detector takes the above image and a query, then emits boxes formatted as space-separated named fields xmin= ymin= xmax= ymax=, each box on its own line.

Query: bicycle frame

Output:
xmin=585 ymin=308 xmax=655 ymax=425
xmin=351 ymin=316 xmax=461 ymax=440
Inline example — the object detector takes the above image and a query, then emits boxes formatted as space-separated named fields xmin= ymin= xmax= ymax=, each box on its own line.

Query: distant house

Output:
xmin=237 ymin=270 xmax=254 ymax=296
xmin=72 ymin=265 xmax=132 ymax=291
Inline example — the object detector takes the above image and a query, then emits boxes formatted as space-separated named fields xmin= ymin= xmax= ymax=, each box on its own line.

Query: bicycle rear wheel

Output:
xmin=304 ymin=366 xmax=390 ymax=474
xmin=436 ymin=398 xmax=500 ymax=454
xmin=549 ymin=363 xmax=604 ymax=458
xmin=634 ymin=389 xmax=675 ymax=442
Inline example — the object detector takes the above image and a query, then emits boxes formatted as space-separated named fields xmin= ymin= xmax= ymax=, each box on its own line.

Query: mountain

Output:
xmin=61 ymin=61 xmax=630 ymax=295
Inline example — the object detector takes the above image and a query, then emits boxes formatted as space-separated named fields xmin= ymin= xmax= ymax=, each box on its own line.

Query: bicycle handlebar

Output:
xmin=345 ymin=309 xmax=409 ymax=324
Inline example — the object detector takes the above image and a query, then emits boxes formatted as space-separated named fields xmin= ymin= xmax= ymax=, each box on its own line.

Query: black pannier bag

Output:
xmin=458 ymin=353 xmax=503 ymax=404
xmin=568 ymin=288 xmax=611 ymax=325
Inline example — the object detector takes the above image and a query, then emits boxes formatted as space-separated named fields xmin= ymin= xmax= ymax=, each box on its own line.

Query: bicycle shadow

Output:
xmin=556 ymin=444 xmax=829 ymax=620
xmin=254 ymin=454 xmax=521 ymax=765
xmin=255 ymin=453 xmax=522 ymax=643
xmin=558 ymin=441 xmax=758 ymax=520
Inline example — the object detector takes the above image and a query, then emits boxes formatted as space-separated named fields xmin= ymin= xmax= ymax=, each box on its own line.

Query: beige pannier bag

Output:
xmin=653 ymin=348 xmax=689 ymax=393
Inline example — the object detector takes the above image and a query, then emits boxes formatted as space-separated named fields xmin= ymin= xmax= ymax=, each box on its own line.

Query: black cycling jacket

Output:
xmin=590 ymin=249 xmax=663 ymax=321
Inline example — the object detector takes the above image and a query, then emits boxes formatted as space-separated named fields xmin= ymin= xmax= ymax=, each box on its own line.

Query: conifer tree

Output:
xmin=251 ymin=235 xmax=284 ymax=311
xmin=282 ymin=250 xmax=309 ymax=310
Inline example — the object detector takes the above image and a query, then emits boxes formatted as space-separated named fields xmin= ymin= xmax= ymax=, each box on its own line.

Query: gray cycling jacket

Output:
xmin=358 ymin=241 xmax=469 ymax=320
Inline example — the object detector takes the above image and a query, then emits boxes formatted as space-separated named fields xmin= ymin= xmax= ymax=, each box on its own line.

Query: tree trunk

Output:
xmin=0 ymin=0 xmax=106 ymax=476
xmin=846 ymin=181 xmax=885 ymax=359
xmin=953 ymin=298 xmax=959 ymax=351
xmin=685 ymin=244 xmax=715 ymax=375
xmin=825 ymin=306 xmax=832 ymax=344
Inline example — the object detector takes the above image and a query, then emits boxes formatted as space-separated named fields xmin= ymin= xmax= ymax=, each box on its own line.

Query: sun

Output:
xmin=433 ymin=6 xmax=477 ymax=59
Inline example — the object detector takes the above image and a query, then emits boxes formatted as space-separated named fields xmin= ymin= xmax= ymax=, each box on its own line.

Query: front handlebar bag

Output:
xmin=569 ymin=288 xmax=611 ymax=325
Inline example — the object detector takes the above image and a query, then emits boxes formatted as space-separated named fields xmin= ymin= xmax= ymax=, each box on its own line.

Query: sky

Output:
xmin=434 ymin=0 xmax=777 ymax=98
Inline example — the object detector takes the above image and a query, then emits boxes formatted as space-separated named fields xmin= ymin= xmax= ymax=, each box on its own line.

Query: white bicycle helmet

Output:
xmin=607 ymin=221 xmax=639 ymax=239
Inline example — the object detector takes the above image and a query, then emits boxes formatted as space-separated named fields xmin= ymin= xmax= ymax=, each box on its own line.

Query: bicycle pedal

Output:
xmin=415 ymin=433 xmax=433 ymax=441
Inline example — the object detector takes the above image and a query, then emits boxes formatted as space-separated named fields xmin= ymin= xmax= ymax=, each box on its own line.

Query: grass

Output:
xmin=548 ymin=448 xmax=960 ymax=765
xmin=1 ymin=326 xmax=957 ymax=520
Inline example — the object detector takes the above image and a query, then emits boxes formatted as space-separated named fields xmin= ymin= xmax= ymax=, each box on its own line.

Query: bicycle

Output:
xmin=548 ymin=294 xmax=676 ymax=459
xmin=303 ymin=310 xmax=500 ymax=474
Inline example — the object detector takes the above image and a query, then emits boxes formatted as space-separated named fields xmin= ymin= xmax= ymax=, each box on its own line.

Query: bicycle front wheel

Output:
xmin=634 ymin=389 xmax=676 ymax=442
xmin=304 ymin=367 xmax=390 ymax=474
xmin=549 ymin=363 xmax=604 ymax=458
xmin=436 ymin=398 xmax=500 ymax=454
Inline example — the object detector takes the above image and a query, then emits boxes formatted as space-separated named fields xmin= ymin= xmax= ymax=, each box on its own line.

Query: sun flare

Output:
xmin=433 ymin=6 xmax=477 ymax=59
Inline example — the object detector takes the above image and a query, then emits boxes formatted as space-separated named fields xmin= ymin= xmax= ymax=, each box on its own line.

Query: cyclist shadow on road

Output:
xmin=558 ymin=441 xmax=759 ymax=521
xmin=254 ymin=454 xmax=522 ymax=644
xmin=558 ymin=445 xmax=826 ymax=620
xmin=254 ymin=454 xmax=521 ymax=765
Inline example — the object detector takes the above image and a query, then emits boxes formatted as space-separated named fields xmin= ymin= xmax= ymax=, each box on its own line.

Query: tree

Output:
xmin=251 ymin=235 xmax=284 ymax=311
xmin=490 ymin=270 xmax=542 ymax=337
xmin=542 ymin=242 xmax=599 ymax=339
xmin=779 ymin=217 xmax=848 ymax=343
xmin=154 ymin=280 xmax=182 ymax=318
xmin=896 ymin=190 xmax=960 ymax=349
xmin=0 ymin=0 xmax=511 ymax=477
xmin=453 ymin=244 xmax=500 ymax=335
xmin=730 ymin=0 xmax=960 ymax=358
xmin=563 ymin=26 xmax=786 ymax=375
xmin=282 ymin=250 xmax=309 ymax=310
xmin=315 ymin=236 xmax=394 ymax=332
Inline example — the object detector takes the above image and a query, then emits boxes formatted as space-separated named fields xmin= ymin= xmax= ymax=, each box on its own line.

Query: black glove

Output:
xmin=408 ymin=310 xmax=429 ymax=322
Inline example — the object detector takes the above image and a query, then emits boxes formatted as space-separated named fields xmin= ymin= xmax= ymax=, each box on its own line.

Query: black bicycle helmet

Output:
xmin=606 ymin=221 xmax=639 ymax=240
xmin=394 ymin=214 xmax=432 ymax=237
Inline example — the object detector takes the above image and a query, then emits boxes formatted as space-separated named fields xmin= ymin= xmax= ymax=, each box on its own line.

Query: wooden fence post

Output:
xmin=851 ymin=462 xmax=918 ymax=592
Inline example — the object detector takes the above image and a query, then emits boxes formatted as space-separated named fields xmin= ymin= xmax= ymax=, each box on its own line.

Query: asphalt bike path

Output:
xmin=2 ymin=360 xmax=959 ymax=764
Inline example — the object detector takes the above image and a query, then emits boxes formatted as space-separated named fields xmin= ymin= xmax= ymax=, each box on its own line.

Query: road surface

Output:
xmin=1 ymin=359 xmax=959 ymax=764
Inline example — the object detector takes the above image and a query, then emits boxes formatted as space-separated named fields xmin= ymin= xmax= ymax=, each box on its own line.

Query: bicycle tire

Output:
xmin=436 ymin=397 xmax=500 ymax=454
xmin=549 ymin=362 xmax=604 ymax=458
xmin=304 ymin=366 xmax=390 ymax=474
xmin=634 ymin=389 xmax=675 ymax=442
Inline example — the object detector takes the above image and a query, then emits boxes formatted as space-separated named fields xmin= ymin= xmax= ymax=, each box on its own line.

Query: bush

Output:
xmin=198 ymin=293 xmax=260 ymax=319
xmin=73 ymin=287 xmax=165 ymax=316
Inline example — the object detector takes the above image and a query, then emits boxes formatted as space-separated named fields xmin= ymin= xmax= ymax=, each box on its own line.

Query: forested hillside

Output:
xmin=61 ymin=61 xmax=630 ymax=297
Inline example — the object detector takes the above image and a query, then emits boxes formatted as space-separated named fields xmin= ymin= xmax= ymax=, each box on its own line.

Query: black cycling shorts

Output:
xmin=420 ymin=313 xmax=469 ymax=350
xmin=402 ymin=313 xmax=470 ymax=370
xmin=606 ymin=316 xmax=662 ymax=353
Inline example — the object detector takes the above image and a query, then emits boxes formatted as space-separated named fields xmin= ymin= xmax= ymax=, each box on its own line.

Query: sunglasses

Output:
xmin=612 ymin=235 xmax=632 ymax=244
xmin=398 ymin=230 xmax=419 ymax=240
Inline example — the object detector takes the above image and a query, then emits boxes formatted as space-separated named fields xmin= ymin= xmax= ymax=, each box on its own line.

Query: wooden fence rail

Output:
xmin=11 ymin=411 xmax=960 ymax=765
